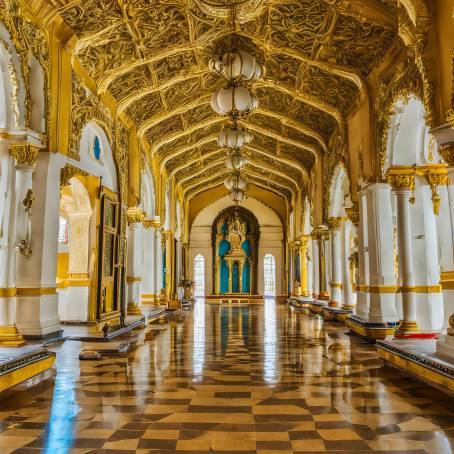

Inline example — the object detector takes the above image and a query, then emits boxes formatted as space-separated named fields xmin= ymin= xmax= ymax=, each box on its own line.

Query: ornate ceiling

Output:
xmin=53 ymin=0 xmax=399 ymax=203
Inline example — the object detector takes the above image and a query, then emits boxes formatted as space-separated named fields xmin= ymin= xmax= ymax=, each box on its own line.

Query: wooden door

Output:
xmin=97 ymin=187 xmax=119 ymax=320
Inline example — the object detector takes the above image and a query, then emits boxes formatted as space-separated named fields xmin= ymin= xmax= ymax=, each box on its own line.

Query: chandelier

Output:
xmin=209 ymin=1 xmax=263 ymax=203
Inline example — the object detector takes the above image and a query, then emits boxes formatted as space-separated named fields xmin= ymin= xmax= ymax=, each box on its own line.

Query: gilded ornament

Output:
xmin=9 ymin=144 xmax=39 ymax=168
xmin=345 ymin=206 xmax=359 ymax=226
xmin=60 ymin=164 xmax=89 ymax=186
xmin=386 ymin=170 xmax=415 ymax=191
xmin=328 ymin=217 xmax=342 ymax=230
xmin=425 ymin=170 xmax=450 ymax=215
xmin=439 ymin=144 xmax=454 ymax=167
xmin=126 ymin=207 xmax=145 ymax=224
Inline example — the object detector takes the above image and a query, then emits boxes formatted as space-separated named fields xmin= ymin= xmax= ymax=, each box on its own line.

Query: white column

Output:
xmin=363 ymin=183 xmax=398 ymax=322
xmin=341 ymin=219 xmax=356 ymax=309
xmin=355 ymin=190 xmax=370 ymax=319
xmin=388 ymin=171 xmax=418 ymax=336
xmin=155 ymin=228 xmax=163 ymax=300
xmin=328 ymin=218 xmax=342 ymax=307
xmin=15 ymin=151 xmax=65 ymax=339
xmin=306 ymin=238 xmax=314 ymax=298
xmin=141 ymin=224 xmax=156 ymax=306
xmin=311 ymin=235 xmax=320 ymax=298
xmin=0 ymin=142 xmax=36 ymax=345
xmin=126 ymin=217 xmax=143 ymax=316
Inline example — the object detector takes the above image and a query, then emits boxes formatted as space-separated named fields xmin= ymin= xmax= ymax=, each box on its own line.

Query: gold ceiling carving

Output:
xmin=52 ymin=0 xmax=399 ymax=200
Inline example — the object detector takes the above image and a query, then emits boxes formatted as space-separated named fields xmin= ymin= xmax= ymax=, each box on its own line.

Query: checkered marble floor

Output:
xmin=0 ymin=300 xmax=453 ymax=453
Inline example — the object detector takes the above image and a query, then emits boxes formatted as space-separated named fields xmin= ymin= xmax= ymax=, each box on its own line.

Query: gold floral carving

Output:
xmin=439 ymin=144 xmax=454 ymax=167
xmin=60 ymin=164 xmax=89 ymax=186
xmin=126 ymin=207 xmax=145 ymax=224
xmin=386 ymin=171 xmax=416 ymax=191
xmin=328 ymin=217 xmax=342 ymax=230
xmin=425 ymin=170 xmax=450 ymax=215
xmin=143 ymin=219 xmax=161 ymax=229
xmin=9 ymin=143 xmax=39 ymax=167
xmin=345 ymin=206 xmax=360 ymax=226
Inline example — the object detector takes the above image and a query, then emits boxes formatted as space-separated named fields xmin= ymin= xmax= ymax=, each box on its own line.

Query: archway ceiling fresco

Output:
xmin=55 ymin=0 xmax=398 ymax=202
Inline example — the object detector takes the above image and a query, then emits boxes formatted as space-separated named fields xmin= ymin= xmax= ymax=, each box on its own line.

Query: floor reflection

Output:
xmin=0 ymin=301 xmax=453 ymax=453
xmin=192 ymin=298 xmax=205 ymax=381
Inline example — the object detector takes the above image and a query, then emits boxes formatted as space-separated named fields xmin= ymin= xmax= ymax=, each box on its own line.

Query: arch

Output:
xmin=192 ymin=195 xmax=282 ymax=229
xmin=140 ymin=167 xmax=156 ymax=218
xmin=329 ymin=163 xmax=351 ymax=218
xmin=384 ymin=95 xmax=439 ymax=172
xmin=28 ymin=54 xmax=46 ymax=134
xmin=79 ymin=121 xmax=118 ymax=192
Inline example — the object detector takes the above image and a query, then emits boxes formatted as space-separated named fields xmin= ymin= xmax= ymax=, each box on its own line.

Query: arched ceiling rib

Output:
xmin=54 ymin=0 xmax=400 ymax=208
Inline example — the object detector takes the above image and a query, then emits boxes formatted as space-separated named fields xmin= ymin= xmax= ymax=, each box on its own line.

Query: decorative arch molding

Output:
xmin=0 ymin=5 xmax=49 ymax=136
xmin=71 ymin=71 xmax=129 ymax=207
xmin=328 ymin=162 xmax=351 ymax=218
xmin=78 ymin=121 xmax=119 ymax=193
xmin=0 ymin=23 xmax=26 ymax=130
xmin=376 ymin=59 xmax=434 ymax=178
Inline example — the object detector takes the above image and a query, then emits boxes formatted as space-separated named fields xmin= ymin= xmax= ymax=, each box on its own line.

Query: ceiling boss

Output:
xmin=207 ymin=0 xmax=265 ymax=203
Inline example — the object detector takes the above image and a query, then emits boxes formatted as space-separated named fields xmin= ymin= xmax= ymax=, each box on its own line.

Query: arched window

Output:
xmin=194 ymin=254 xmax=205 ymax=297
xmin=264 ymin=253 xmax=276 ymax=297
xmin=92 ymin=135 xmax=102 ymax=162
xmin=58 ymin=216 xmax=69 ymax=244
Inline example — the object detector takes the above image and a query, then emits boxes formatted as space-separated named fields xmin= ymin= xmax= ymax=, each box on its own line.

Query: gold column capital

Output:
xmin=9 ymin=143 xmax=40 ymax=168
xmin=126 ymin=207 xmax=145 ymax=224
xmin=328 ymin=217 xmax=342 ymax=230
xmin=345 ymin=204 xmax=359 ymax=226
xmin=386 ymin=167 xmax=416 ymax=191
xmin=143 ymin=219 xmax=161 ymax=229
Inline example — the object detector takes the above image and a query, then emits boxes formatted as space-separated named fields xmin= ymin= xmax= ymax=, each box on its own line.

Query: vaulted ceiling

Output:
xmin=54 ymin=0 xmax=399 ymax=203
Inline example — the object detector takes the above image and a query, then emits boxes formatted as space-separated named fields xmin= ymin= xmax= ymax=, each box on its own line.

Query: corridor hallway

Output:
xmin=0 ymin=301 xmax=453 ymax=453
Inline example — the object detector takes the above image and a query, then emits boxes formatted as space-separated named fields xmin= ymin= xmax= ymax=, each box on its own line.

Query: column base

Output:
xmin=328 ymin=301 xmax=340 ymax=307
xmin=346 ymin=315 xmax=398 ymax=342
xmin=0 ymin=326 xmax=26 ymax=347
xmin=127 ymin=302 xmax=143 ymax=316
xmin=394 ymin=320 xmax=438 ymax=339
xmin=318 ymin=292 xmax=329 ymax=301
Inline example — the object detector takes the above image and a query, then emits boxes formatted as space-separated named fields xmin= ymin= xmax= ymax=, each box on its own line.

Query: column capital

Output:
xmin=328 ymin=217 xmax=342 ymax=230
xmin=126 ymin=207 xmax=145 ymax=224
xmin=9 ymin=143 xmax=40 ymax=169
xmin=143 ymin=219 xmax=161 ymax=229
xmin=345 ymin=205 xmax=359 ymax=226
xmin=386 ymin=167 xmax=416 ymax=192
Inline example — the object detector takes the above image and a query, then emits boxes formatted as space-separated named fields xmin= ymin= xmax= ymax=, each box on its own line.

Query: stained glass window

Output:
xmin=194 ymin=254 xmax=205 ymax=297
xmin=93 ymin=136 xmax=102 ymax=161
xmin=264 ymin=253 xmax=276 ymax=296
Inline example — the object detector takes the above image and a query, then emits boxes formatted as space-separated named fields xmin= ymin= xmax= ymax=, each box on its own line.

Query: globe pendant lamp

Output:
xmin=211 ymin=84 xmax=258 ymax=118
xmin=218 ymin=122 xmax=253 ymax=149
xmin=209 ymin=50 xmax=263 ymax=82
xmin=227 ymin=150 xmax=248 ymax=170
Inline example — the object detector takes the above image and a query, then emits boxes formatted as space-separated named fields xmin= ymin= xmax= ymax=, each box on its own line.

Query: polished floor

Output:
xmin=1 ymin=301 xmax=454 ymax=454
